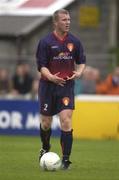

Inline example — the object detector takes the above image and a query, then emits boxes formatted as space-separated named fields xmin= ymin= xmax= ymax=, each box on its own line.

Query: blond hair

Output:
xmin=52 ymin=9 xmax=69 ymax=22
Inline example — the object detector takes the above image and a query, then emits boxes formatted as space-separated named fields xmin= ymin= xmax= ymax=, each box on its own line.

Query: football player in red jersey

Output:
xmin=36 ymin=9 xmax=86 ymax=169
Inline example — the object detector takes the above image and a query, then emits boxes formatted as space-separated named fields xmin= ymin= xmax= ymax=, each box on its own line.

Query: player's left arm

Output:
xmin=74 ymin=63 xmax=86 ymax=78
xmin=67 ymin=63 xmax=86 ymax=80
xmin=67 ymin=39 xmax=86 ymax=80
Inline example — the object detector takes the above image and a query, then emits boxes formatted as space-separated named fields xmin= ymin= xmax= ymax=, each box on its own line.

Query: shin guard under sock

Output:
xmin=40 ymin=124 xmax=51 ymax=151
xmin=60 ymin=130 xmax=73 ymax=161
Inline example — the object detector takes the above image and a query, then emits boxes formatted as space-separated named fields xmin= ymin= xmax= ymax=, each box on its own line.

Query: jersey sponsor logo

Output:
xmin=62 ymin=97 xmax=70 ymax=106
xmin=67 ymin=43 xmax=74 ymax=52
xmin=53 ymin=52 xmax=73 ymax=60
xmin=59 ymin=52 xmax=66 ymax=57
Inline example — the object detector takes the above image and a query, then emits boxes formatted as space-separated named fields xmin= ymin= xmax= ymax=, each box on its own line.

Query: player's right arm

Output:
xmin=40 ymin=67 xmax=66 ymax=86
xmin=36 ymin=39 xmax=65 ymax=86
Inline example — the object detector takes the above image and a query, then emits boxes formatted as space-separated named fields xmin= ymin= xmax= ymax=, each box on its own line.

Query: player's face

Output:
xmin=55 ymin=13 xmax=71 ymax=34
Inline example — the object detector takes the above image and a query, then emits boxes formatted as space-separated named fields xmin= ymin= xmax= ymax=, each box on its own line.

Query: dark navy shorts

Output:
xmin=38 ymin=80 xmax=75 ymax=116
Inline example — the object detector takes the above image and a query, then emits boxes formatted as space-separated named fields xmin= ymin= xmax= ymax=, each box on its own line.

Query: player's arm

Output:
xmin=67 ymin=39 xmax=86 ymax=80
xmin=36 ymin=40 xmax=66 ymax=86
xmin=40 ymin=67 xmax=66 ymax=86
xmin=73 ymin=63 xmax=86 ymax=78
xmin=67 ymin=63 xmax=86 ymax=80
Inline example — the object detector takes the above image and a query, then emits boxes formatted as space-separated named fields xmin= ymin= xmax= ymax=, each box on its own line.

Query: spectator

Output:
xmin=96 ymin=67 xmax=119 ymax=95
xmin=0 ymin=68 xmax=11 ymax=95
xmin=74 ymin=78 xmax=83 ymax=95
xmin=12 ymin=63 xmax=33 ymax=95
xmin=81 ymin=66 xmax=101 ymax=94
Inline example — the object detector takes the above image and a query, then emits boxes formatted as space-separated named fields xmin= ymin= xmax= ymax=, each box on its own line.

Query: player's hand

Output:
xmin=49 ymin=72 xmax=66 ymax=86
xmin=66 ymin=71 xmax=82 ymax=80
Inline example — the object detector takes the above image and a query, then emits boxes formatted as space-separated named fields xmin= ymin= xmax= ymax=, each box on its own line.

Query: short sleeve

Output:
xmin=36 ymin=39 xmax=49 ymax=71
xmin=74 ymin=40 xmax=86 ymax=64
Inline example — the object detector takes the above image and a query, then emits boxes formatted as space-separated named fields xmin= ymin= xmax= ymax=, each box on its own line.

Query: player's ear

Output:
xmin=53 ymin=20 xmax=57 ymax=26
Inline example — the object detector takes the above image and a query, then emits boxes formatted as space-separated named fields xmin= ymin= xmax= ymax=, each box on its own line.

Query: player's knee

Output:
xmin=41 ymin=121 xmax=51 ymax=130
xmin=61 ymin=117 xmax=72 ymax=131
xmin=41 ymin=116 xmax=52 ymax=130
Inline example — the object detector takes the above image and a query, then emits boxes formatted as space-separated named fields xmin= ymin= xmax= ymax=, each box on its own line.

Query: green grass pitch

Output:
xmin=0 ymin=136 xmax=119 ymax=180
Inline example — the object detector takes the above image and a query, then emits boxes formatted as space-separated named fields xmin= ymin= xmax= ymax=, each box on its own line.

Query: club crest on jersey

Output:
xmin=62 ymin=97 xmax=70 ymax=106
xmin=67 ymin=43 xmax=74 ymax=52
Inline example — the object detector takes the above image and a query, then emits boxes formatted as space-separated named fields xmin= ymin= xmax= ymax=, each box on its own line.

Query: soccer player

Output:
xmin=36 ymin=9 xmax=86 ymax=170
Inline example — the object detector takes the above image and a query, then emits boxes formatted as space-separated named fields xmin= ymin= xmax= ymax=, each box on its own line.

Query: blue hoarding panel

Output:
xmin=0 ymin=100 xmax=60 ymax=136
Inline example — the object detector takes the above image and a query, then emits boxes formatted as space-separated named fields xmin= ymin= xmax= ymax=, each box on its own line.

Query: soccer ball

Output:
xmin=40 ymin=152 xmax=61 ymax=171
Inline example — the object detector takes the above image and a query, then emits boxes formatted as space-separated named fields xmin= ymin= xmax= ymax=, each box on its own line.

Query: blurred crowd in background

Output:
xmin=0 ymin=0 xmax=119 ymax=100
xmin=0 ymin=63 xmax=119 ymax=100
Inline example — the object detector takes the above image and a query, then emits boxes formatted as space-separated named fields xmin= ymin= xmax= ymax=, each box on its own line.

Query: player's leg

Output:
xmin=39 ymin=115 xmax=52 ymax=159
xmin=59 ymin=109 xmax=73 ymax=169
xmin=38 ymin=81 xmax=54 ymax=159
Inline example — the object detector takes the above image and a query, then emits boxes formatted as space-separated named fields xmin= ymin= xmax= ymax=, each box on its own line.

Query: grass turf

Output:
xmin=0 ymin=136 xmax=119 ymax=180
